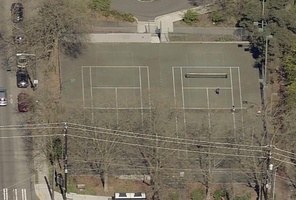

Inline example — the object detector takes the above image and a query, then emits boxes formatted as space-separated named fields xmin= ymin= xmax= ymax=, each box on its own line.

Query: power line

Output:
xmin=67 ymin=126 xmax=265 ymax=153
xmin=67 ymin=122 xmax=265 ymax=149
xmin=274 ymin=146 xmax=296 ymax=156
xmin=68 ymin=134 xmax=265 ymax=159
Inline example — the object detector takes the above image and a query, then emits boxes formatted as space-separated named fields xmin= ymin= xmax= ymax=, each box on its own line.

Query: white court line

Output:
xmin=180 ymin=69 xmax=185 ymax=110
xmin=172 ymin=68 xmax=180 ymax=158
xmin=182 ymin=107 xmax=247 ymax=110
xmin=172 ymin=68 xmax=177 ymax=106
xmin=14 ymin=189 xmax=18 ymax=200
xmin=147 ymin=67 xmax=151 ymax=109
xmin=206 ymin=88 xmax=211 ymax=130
xmin=82 ymin=66 xmax=148 ymax=68
xmin=115 ymin=88 xmax=119 ymax=124
xmin=92 ymin=86 xmax=140 ymax=89
xmin=183 ymin=87 xmax=231 ymax=90
xmin=89 ymin=68 xmax=94 ymax=122
xmin=180 ymin=68 xmax=188 ymax=158
xmin=172 ymin=68 xmax=179 ymax=132
xmin=238 ymin=67 xmax=244 ymax=136
xmin=81 ymin=68 xmax=85 ymax=107
xmin=3 ymin=188 xmax=8 ymax=200
xmin=230 ymin=68 xmax=236 ymax=131
xmin=84 ymin=107 xmax=151 ymax=110
xmin=230 ymin=68 xmax=235 ymax=105
xmin=238 ymin=68 xmax=243 ymax=108
xmin=139 ymin=67 xmax=144 ymax=124
xmin=173 ymin=66 xmax=239 ymax=69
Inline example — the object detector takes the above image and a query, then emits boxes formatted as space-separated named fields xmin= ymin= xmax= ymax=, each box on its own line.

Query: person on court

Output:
xmin=231 ymin=105 xmax=236 ymax=113
xmin=215 ymin=87 xmax=220 ymax=95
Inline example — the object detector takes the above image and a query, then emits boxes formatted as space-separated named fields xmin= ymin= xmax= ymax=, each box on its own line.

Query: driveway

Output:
xmin=111 ymin=0 xmax=194 ymax=21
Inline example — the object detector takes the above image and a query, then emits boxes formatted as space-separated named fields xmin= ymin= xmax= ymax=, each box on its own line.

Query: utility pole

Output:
xmin=262 ymin=0 xmax=265 ymax=16
xmin=52 ymin=165 xmax=55 ymax=200
xmin=63 ymin=123 xmax=68 ymax=198
xmin=263 ymin=35 xmax=273 ymax=200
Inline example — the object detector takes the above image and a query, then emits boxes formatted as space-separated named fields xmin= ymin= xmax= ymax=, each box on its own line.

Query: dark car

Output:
xmin=16 ymin=69 xmax=29 ymax=88
xmin=17 ymin=93 xmax=30 ymax=112
xmin=11 ymin=3 xmax=23 ymax=23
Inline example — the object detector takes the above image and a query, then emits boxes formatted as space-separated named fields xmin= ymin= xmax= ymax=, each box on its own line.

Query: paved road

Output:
xmin=0 ymin=1 xmax=37 ymax=200
xmin=111 ymin=0 xmax=194 ymax=21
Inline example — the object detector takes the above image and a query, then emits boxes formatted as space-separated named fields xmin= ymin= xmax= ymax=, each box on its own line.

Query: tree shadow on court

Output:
xmin=60 ymin=34 xmax=88 ymax=59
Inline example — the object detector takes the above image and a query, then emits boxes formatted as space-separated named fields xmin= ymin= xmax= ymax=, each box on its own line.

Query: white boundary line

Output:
xmin=182 ymin=107 xmax=247 ymax=110
xmin=180 ymin=68 xmax=188 ymax=157
xmin=81 ymin=67 xmax=85 ymax=107
xmin=92 ymin=86 xmax=140 ymax=89
xmin=83 ymin=66 xmax=150 ymax=111
xmin=115 ymin=88 xmax=119 ymax=124
xmin=84 ymin=107 xmax=151 ymax=110
xmin=230 ymin=68 xmax=236 ymax=131
xmin=173 ymin=68 xmax=176 ymax=105
xmin=173 ymin=66 xmax=245 ymax=134
xmin=139 ymin=67 xmax=144 ymax=124
xmin=172 ymin=68 xmax=180 ymax=157
xmin=183 ymin=87 xmax=231 ymax=90
xmin=82 ymin=66 xmax=147 ymax=68
xmin=173 ymin=66 xmax=239 ymax=69
xmin=89 ymin=68 xmax=94 ymax=122
xmin=229 ymin=68 xmax=235 ymax=105
xmin=238 ymin=67 xmax=244 ymax=137
xmin=147 ymin=67 xmax=151 ymax=109
xmin=206 ymin=88 xmax=211 ymax=130
xmin=180 ymin=69 xmax=185 ymax=110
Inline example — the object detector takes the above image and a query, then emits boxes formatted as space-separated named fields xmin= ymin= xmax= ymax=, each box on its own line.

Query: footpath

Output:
xmin=34 ymin=151 xmax=111 ymax=200
xmin=89 ymin=4 xmax=214 ymax=43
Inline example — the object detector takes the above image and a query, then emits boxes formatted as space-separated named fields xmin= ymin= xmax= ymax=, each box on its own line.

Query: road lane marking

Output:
xmin=21 ymin=189 xmax=26 ymax=200
xmin=3 ymin=188 xmax=8 ymax=200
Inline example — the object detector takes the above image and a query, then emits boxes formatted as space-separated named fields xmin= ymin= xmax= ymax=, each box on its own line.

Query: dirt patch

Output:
xmin=68 ymin=175 xmax=151 ymax=197
xmin=68 ymin=175 xmax=260 ymax=199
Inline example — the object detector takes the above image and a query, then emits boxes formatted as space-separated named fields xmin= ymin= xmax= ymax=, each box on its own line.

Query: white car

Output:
xmin=17 ymin=55 xmax=27 ymax=69
xmin=0 ymin=88 xmax=8 ymax=106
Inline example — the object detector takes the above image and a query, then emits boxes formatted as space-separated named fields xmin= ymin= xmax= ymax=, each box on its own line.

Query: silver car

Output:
xmin=0 ymin=88 xmax=8 ymax=106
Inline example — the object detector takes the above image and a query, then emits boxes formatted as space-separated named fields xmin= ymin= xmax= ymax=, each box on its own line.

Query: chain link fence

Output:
xmin=169 ymin=27 xmax=249 ymax=42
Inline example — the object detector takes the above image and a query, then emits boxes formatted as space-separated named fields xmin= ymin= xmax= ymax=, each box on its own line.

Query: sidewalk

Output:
xmin=34 ymin=152 xmax=111 ymax=200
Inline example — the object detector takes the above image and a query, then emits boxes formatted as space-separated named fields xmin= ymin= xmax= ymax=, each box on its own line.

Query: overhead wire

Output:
xmin=67 ymin=122 xmax=265 ymax=149
xmin=67 ymin=126 xmax=265 ymax=154
xmin=68 ymin=133 xmax=266 ymax=159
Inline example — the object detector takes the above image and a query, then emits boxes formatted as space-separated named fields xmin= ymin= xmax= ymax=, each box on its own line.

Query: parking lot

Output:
xmin=61 ymin=43 xmax=262 ymax=139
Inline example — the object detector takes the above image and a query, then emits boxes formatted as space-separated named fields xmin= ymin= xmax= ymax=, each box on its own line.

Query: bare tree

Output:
xmin=20 ymin=0 xmax=89 ymax=61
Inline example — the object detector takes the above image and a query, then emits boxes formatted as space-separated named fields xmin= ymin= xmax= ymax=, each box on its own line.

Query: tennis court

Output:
xmin=61 ymin=43 xmax=262 ymax=139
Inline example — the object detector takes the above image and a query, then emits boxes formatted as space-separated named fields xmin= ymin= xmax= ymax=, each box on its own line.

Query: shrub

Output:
xmin=168 ymin=192 xmax=179 ymax=200
xmin=232 ymin=193 xmax=251 ymax=200
xmin=89 ymin=0 xmax=110 ymax=12
xmin=210 ymin=11 xmax=226 ymax=23
xmin=118 ymin=13 xmax=135 ymax=22
xmin=213 ymin=189 xmax=229 ymax=200
xmin=183 ymin=9 xmax=199 ymax=25
xmin=191 ymin=189 xmax=204 ymax=200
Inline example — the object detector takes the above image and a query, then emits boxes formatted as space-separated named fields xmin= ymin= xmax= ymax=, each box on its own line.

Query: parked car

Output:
xmin=17 ymin=55 xmax=27 ymax=68
xmin=11 ymin=3 xmax=23 ymax=23
xmin=0 ymin=88 xmax=8 ymax=106
xmin=16 ymin=69 xmax=29 ymax=88
xmin=17 ymin=93 xmax=30 ymax=112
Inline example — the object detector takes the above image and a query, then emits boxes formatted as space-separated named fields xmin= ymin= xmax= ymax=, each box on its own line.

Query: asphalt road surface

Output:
xmin=0 ymin=1 xmax=37 ymax=200
xmin=111 ymin=0 xmax=194 ymax=21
